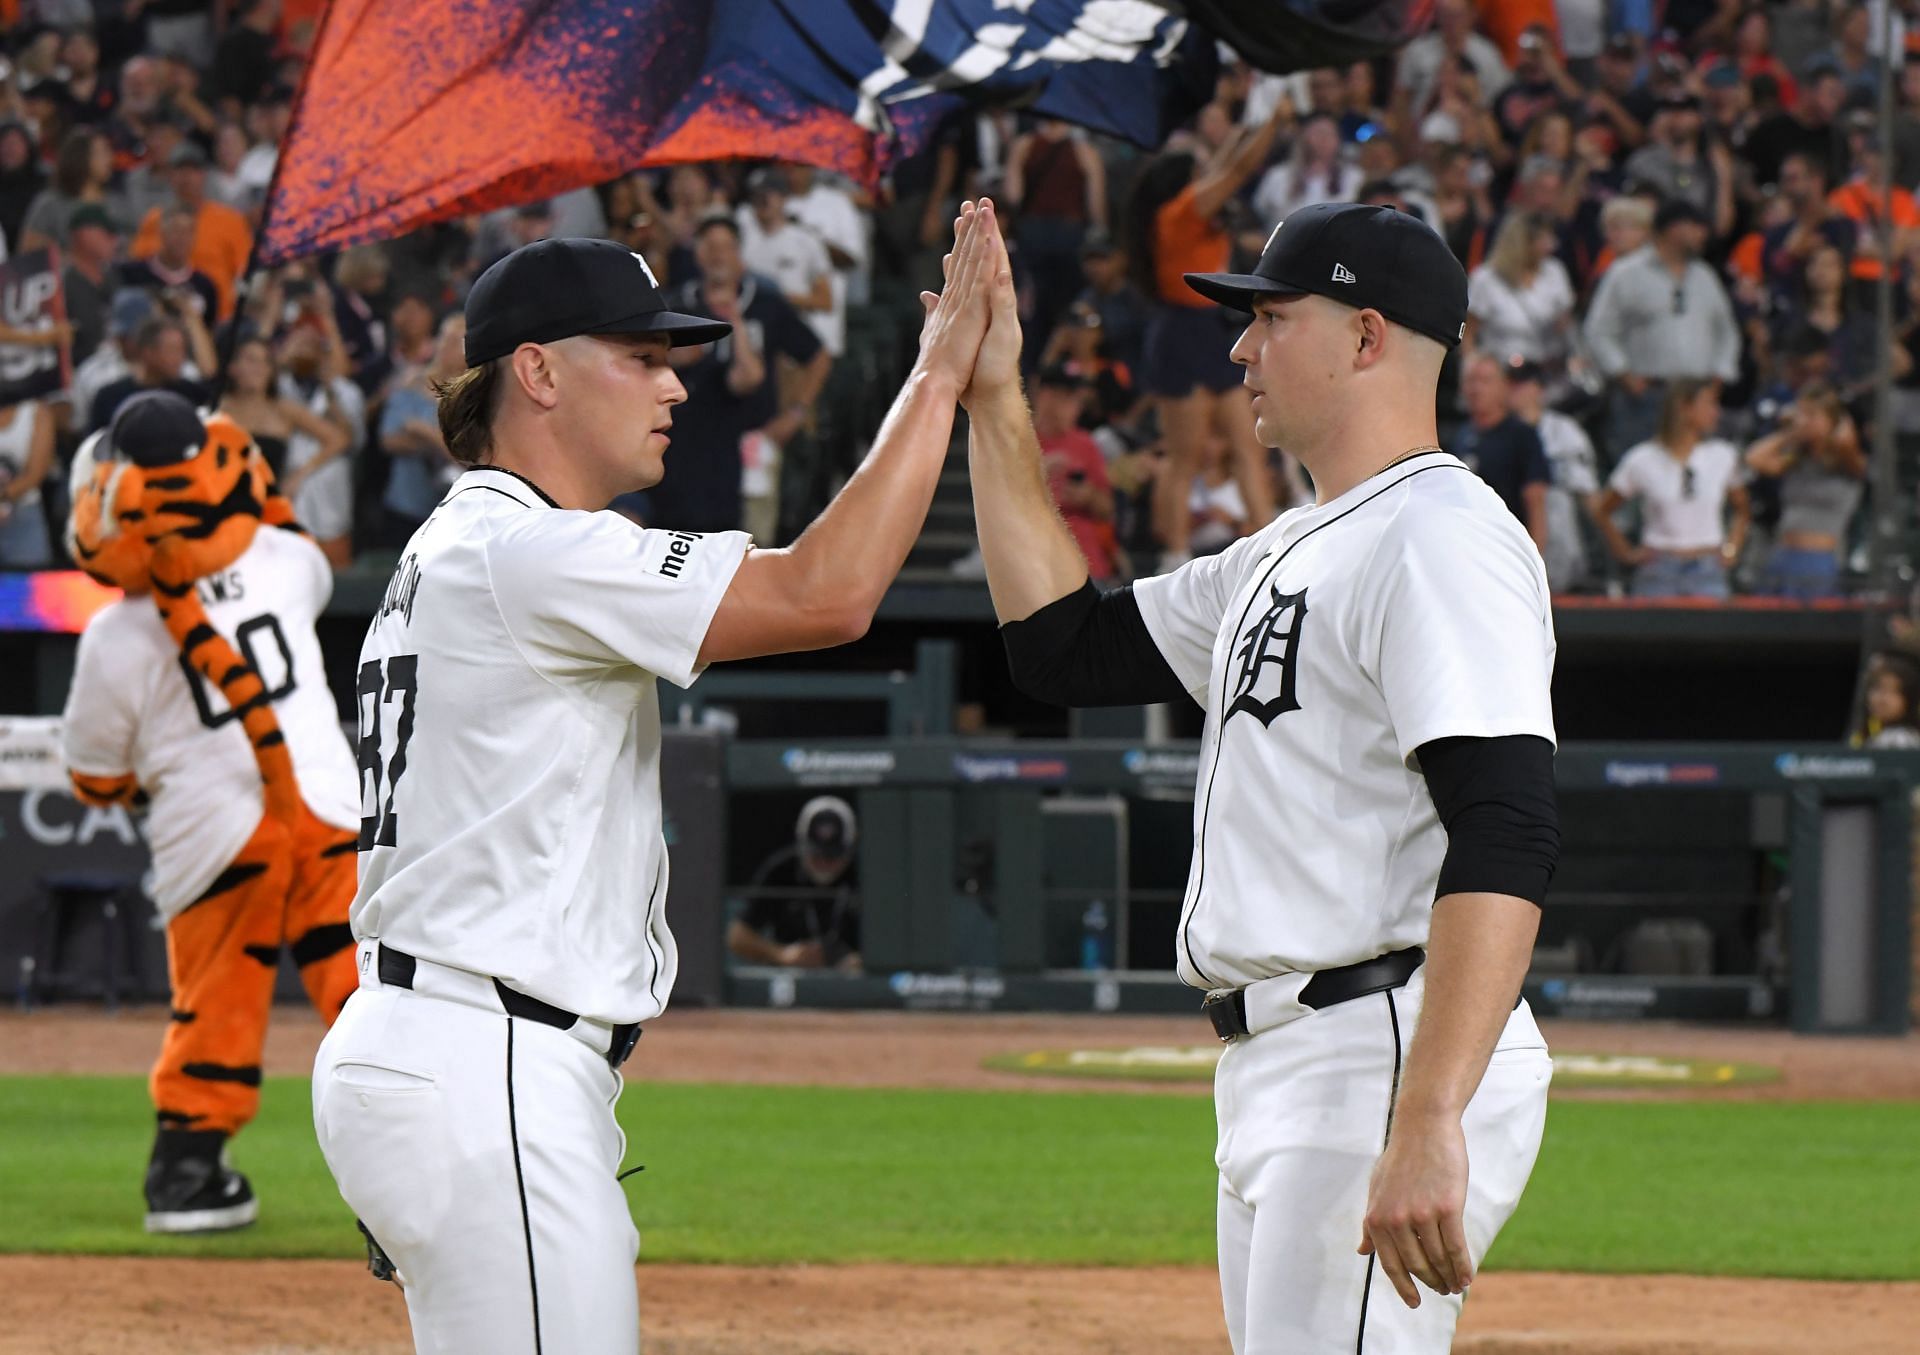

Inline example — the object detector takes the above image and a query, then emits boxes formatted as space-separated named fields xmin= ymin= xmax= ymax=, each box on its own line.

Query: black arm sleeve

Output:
xmin=1000 ymin=580 xmax=1193 ymax=708
xmin=1416 ymin=734 xmax=1560 ymax=907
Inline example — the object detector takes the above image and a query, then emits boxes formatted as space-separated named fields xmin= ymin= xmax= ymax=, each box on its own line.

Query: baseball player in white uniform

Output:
xmin=313 ymin=210 xmax=999 ymax=1353
xmin=962 ymin=202 xmax=1558 ymax=1352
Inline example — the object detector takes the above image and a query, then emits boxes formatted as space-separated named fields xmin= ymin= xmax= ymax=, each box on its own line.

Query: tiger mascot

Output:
xmin=60 ymin=391 xmax=363 ymax=1234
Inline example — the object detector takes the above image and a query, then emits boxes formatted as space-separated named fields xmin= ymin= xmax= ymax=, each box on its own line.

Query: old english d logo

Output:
xmin=1228 ymin=585 xmax=1308 ymax=726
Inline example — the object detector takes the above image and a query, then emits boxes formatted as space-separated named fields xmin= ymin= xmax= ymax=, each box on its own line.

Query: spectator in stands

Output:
xmin=1494 ymin=26 xmax=1584 ymax=151
xmin=219 ymin=334 xmax=349 ymax=492
xmin=1723 ymin=6 xmax=1799 ymax=109
xmin=783 ymin=162 xmax=870 ymax=325
xmin=0 ymin=121 xmax=44 ymax=254
xmin=1468 ymin=210 xmax=1577 ymax=373
xmin=652 ymin=215 xmax=828 ymax=534
xmin=1590 ymin=194 xmax=1654 ymax=289
xmin=129 ymin=140 xmax=252 ymax=320
xmin=235 ymin=86 xmax=289 ymax=209
xmin=1393 ymin=0 xmax=1509 ymax=119
xmin=376 ymin=314 xmax=466 ymax=536
xmin=1071 ymin=229 xmax=1149 ymax=375
xmin=275 ymin=284 xmax=365 ymax=568
xmin=330 ymin=243 xmax=394 ymax=397
xmin=1032 ymin=364 xmax=1121 ymax=583
xmin=1508 ymin=359 xmax=1601 ymax=592
xmin=736 ymin=168 xmax=837 ymax=353
xmin=71 ymin=289 xmax=154 ymax=433
xmin=1252 ymin=112 xmax=1358 ymax=224
xmin=0 ymin=395 xmax=55 ymax=568
xmin=1744 ymin=59 xmax=1845 ymax=189
xmin=385 ymin=291 xmax=440 ymax=387
xmin=87 ymin=313 xmax=212 ymax=433
xmin=1742 ymin=381 xmax=1865 ymax=599
xmin=1594 ymin=377 xmax=1751 ymax=599
xmin=1852 ymin=653 xmax=1920 ymax=749
xmin=120 ymin=202 xmax=221 ymax=323
xmin=17 ymin=127 xmax=127 ymax=251
xmin=1763 ymin=152 xmax=1857 ymax=301
xmin=1623 ymin=95 xmax=1736 ymax=241
xmin=1453 ymin=353 xmax=1550 ymax=554
xmin=1775 ymin=243 xmax=1875 ymax=396
xmin=730 ymin=797 xmax=862 ymax=973
xmin=1004 ymin=118 xmax=1106 ymax=365
xmin=1131 ymin=101 xmax=1287 ymax=566
xmin=1583 ymin=34 xmax=1653 ymax=152
xmin=1829 ymin=116 xmax=1920 ymax=286
xmin=61 ymin=205 xmax=122 ymax=367
xmin=1584 ymin=199 xmax=1742 ymax=459
xmin=1187 ymin=429 xmax=1252 ymax=556
xmin=207 ymin=121 xmax=256 ymax=213
xmin=120 ymin=114 xmax=189 ymax=223
xmin=210 ymin=0 xmax=284 ymax=111
xmin=1429 ymin=142 xmax=1493 ymax=267
xmin=1827 ymin=8 xmax=1880 ymax=105
xmin=59 ymin=28 xmax=112 ymax=126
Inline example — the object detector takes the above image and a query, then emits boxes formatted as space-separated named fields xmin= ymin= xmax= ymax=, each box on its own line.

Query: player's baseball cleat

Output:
xmin=144 ymin=1153 xmax=259 ymax=1234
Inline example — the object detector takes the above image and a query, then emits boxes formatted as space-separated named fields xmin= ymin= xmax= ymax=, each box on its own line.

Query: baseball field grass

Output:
xmin=3 ymin=1076 xmax=1917 ymax=1280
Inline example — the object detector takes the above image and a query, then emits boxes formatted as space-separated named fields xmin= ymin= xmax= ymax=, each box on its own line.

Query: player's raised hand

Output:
xmin=916 ymin=200 xmax=993 ymax=395
xmin=1357 ymin=1113 xmax=1474 ymax=1308
xmin=961 ymin=198 xmax=1022 ymax=408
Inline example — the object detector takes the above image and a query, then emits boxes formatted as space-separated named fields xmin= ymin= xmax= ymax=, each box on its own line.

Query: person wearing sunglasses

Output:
xmin=1592 ymin=377 xmax=1751 ymax=598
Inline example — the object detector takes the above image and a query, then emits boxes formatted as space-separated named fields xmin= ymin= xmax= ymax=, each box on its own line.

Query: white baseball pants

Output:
xmin=313 ymin=943 xmax=641 ymax=1354
xmin=1214 ymin=970 xmax=1551 ymax=1353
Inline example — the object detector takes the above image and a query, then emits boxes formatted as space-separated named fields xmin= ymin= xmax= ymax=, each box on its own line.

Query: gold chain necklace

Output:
xmin=1376 ymin=443 xmax=1443 ymax=476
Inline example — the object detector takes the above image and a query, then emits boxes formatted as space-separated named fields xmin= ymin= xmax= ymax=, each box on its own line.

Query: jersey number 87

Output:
xmin=356 ymin=654 xmax=419 ymax=851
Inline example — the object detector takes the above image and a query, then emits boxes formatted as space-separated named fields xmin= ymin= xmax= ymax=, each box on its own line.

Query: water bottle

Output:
xmin=1080 ymin=900 xmax=1112 ymax=971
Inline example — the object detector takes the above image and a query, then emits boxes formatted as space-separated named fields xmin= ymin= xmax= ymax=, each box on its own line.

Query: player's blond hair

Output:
xmin=433 ymin=360 xmax=504 ymax=466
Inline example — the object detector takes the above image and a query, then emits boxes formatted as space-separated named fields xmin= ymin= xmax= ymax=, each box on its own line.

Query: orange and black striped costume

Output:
xmin=66 ymin=411 xmax=358 ymax=1140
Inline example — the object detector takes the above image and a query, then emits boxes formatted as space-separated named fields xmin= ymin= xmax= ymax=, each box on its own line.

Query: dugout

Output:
xmin=712 ymin=738 xmax=1915 ymax=1035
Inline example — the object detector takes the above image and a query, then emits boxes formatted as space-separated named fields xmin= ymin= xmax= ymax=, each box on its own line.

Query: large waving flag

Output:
xmin=259 ymin=0 xmax=1432 ymax=266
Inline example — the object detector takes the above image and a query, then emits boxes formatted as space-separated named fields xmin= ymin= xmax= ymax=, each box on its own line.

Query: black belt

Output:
xmin=1203 ymin=947 xmax=1425 ymax=1042
xmin=378 ymin=945 xmax=643 ymax=1070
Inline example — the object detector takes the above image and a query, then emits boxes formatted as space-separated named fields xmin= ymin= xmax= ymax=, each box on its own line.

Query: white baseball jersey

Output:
xmin=351 ymin=465 xmax=750 ymax=1024
xmin=1134 ymin=450 xmax=1557 ymax=989
xmin=61 ymin=526 xmax=361 ymax=919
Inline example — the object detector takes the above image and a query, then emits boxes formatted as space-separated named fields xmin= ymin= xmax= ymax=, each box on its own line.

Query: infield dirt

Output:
xmin=3 ymin=1005 xmax=1914 ymax=1354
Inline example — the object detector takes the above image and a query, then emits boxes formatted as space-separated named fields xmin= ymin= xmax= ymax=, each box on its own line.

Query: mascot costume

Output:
xmin=61 ymin=391 xmax=362 ymax=1233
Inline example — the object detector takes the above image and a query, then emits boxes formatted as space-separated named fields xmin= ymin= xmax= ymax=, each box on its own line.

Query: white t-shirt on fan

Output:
xmin=1607 ymin=438 xmax=1741 ymax=551
xmin=1133 ymin=451 xmax=1557 ymax=989
xmin=352 ymin=466 xmax=750 ymax=1025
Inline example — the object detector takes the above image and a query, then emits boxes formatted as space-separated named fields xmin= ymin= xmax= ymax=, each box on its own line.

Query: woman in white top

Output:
xmin=1467 ymin=210 xmax=1575 ymax=371
xmin=1593 ymin=378 xmax=1750 ymax=600
xmin=1251 ymin=113 xmax=1358 ymax=226
xmin=0 ymin=398 xmax=54 ymax=568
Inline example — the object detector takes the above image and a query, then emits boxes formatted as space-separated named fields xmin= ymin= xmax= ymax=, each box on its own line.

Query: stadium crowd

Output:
xmin=1 ymin=0 xmax=1918 ymax=605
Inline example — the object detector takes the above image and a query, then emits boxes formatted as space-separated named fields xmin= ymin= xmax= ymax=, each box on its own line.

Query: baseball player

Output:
xmin=312 ymin=209 xmax=997 ymax=1353
xmin=962 ymin=202 xmax=1558 ymax=1352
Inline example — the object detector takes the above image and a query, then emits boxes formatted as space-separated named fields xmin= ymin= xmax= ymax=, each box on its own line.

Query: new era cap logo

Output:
xmin=631 ymin=251 xmax=659 ymax=288
xmin=1331 ymin=263 xmax=1357 ymax=284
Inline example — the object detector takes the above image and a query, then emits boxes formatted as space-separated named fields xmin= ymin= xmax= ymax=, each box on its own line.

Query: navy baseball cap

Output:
xmin=107 ymin=391 xmax=208 ymax=468
xmin=1184 ymin=202 xmax=1470 ymax=348
xmin=464 ymin=236 xmax=731 ymax=366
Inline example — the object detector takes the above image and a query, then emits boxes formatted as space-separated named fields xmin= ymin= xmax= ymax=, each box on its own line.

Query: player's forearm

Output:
xmin=784 ymin=367 xmax=959 ymax=622
xmin=965 ymin=383 xmax=1096 ymax=622
xmin=1392 ymin=892 xmax=1540 ymax=1126
xmin=726 ymin=920 xmax=787 ymax=966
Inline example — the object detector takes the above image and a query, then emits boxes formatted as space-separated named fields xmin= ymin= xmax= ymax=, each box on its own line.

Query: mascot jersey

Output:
xmin=64 ymin=524 xmax=358 ymax=918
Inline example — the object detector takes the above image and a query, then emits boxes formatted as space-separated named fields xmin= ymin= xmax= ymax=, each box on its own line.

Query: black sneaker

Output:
xmin=144 ymin=1131 xmax=260 ymax=1234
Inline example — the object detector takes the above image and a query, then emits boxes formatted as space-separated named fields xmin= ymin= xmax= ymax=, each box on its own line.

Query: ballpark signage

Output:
xmin=780 ymin=747 xmax=896 ymax=786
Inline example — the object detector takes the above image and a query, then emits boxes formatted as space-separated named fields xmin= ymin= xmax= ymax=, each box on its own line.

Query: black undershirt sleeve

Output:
xmin=1000 ymin=580 xmax=1192 ymax=708
xmin=1416 ymin=734 xmax=1560 ymax=907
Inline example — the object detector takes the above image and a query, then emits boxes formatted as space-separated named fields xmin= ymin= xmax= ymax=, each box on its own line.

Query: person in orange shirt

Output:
xmin=1128 ymin=99 xmax=1288 ymax=567
xmin=130 ymin=143 xmax=254 ymax=321
xmin=1827 ymin=117 xmax=1920 ymax=285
